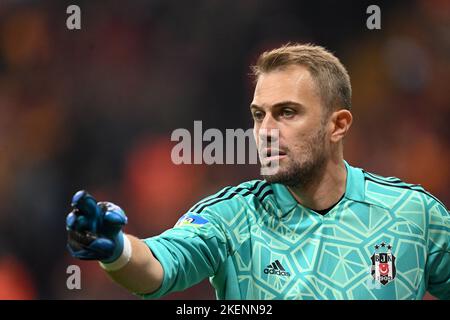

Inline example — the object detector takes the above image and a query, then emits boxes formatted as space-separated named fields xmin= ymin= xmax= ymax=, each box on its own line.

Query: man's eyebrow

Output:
xmin=250 ymin=101 xmax=304 ymax=110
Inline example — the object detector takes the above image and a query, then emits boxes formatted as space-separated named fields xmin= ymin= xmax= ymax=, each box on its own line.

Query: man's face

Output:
xmin=251 ymin=65 xmax=329 ymax=187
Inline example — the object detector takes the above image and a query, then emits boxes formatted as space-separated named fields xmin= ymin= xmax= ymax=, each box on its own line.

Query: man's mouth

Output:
xmin=260 ymin=148 xmax=287 ymax=162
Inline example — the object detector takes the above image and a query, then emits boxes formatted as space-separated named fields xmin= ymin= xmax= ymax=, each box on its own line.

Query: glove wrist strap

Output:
xmin=99 ymin=235 xmax=132 ymax=271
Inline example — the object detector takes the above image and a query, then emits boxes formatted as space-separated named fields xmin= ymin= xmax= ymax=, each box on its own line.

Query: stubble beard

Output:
xmin=261 ymin=126 xmax=328 ymax=189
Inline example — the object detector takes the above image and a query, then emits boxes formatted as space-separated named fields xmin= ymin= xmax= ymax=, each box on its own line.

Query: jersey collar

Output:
xmin=343 ymin=160 xmax=366 ymax=203
xmin=271 ymin=160 xmax=366 ymax=216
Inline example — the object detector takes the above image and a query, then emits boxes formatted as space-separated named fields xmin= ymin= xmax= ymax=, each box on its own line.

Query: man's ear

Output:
xmin=329 ymin=109 xmax=353 ymax=143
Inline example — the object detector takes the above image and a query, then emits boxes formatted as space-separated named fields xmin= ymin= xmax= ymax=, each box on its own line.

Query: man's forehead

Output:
xmin=252 ymin=65 xmax=315 ymax=107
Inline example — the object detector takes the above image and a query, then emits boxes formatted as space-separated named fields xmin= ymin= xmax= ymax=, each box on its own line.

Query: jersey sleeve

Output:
xmin=426 ymin=199 xmax=450 ymax=300
xmin=138 ymin=209 xmax=230 ymax=299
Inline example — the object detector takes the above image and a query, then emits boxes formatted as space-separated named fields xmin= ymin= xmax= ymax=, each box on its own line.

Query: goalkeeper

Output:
xmin=66 ymin=43 xmax=450 ymax=299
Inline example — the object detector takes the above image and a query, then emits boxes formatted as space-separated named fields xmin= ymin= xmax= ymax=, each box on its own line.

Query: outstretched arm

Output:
xmin=104 ymin=234 xmax=163 ymax=295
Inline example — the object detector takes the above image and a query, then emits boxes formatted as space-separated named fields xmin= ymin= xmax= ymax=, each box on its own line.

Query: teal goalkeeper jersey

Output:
xmin=142 ymin=161 xmax=450 ymax=300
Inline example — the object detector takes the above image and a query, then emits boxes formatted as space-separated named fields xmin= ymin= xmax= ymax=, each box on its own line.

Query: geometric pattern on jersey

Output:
xmin=142 ymin=161 xmax=450 ymax=300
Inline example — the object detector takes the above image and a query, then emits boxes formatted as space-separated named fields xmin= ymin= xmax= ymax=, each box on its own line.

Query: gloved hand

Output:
xmin=66 ymin=190 xmax=128 ymax=263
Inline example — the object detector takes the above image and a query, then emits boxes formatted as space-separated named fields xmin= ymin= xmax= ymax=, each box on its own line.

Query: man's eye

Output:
xmin=281 ymin=108 xmax=295 ymax=118
xmin=252 ymin=111 xmax=264 ymax=121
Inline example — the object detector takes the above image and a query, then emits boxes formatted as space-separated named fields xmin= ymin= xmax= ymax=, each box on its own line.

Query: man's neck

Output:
xmin=287 ymin=159 xmax=347 ymax=211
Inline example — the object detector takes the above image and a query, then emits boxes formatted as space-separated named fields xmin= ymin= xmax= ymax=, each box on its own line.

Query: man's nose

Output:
xmin=258 ymin=115 xmax=279 ymax=144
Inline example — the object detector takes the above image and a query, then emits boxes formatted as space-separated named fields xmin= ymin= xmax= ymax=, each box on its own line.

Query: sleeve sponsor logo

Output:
xmin=174 ymin=213 xmax=209 ymax=228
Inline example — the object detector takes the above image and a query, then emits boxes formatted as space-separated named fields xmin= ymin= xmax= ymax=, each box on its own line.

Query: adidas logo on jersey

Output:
xmin=264 ymin=260 xmax=291 ymax=277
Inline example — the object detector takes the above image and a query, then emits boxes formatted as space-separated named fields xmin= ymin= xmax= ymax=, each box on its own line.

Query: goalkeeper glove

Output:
xmin=66 ymin=190 xmax=127 ymax=263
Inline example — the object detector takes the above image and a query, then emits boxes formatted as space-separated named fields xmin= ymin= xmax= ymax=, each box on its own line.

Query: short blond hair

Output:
xmin=251 ymin=43 xmax=352 ymax=113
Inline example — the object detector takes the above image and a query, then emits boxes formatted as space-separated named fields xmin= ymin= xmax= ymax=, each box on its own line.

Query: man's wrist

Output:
xmin=99 ymin=233 xmax=132 ymax=271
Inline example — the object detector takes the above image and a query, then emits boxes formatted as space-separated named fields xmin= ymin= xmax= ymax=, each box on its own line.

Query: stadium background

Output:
xmin=0 ymin=0 xmax=448 ymax=299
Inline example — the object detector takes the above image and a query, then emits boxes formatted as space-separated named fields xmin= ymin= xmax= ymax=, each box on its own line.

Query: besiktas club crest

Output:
xmin=370 ymin=242 xmax=396 ymax=285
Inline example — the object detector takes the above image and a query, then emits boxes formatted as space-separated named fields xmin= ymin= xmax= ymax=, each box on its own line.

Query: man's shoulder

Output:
xmin=362 ymin=169 xmax=447 ymax=212
xmin=187 ymin=179 xmax=272 ymax=216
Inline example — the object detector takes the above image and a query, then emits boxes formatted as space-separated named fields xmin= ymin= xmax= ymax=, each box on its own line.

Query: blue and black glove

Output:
xmin=66 ymin=190 xmax=127 ymax=263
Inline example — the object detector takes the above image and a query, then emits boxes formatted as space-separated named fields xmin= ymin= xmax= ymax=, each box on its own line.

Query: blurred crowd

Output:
xmin=0 ymin=0 xmax=448 ymax=299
